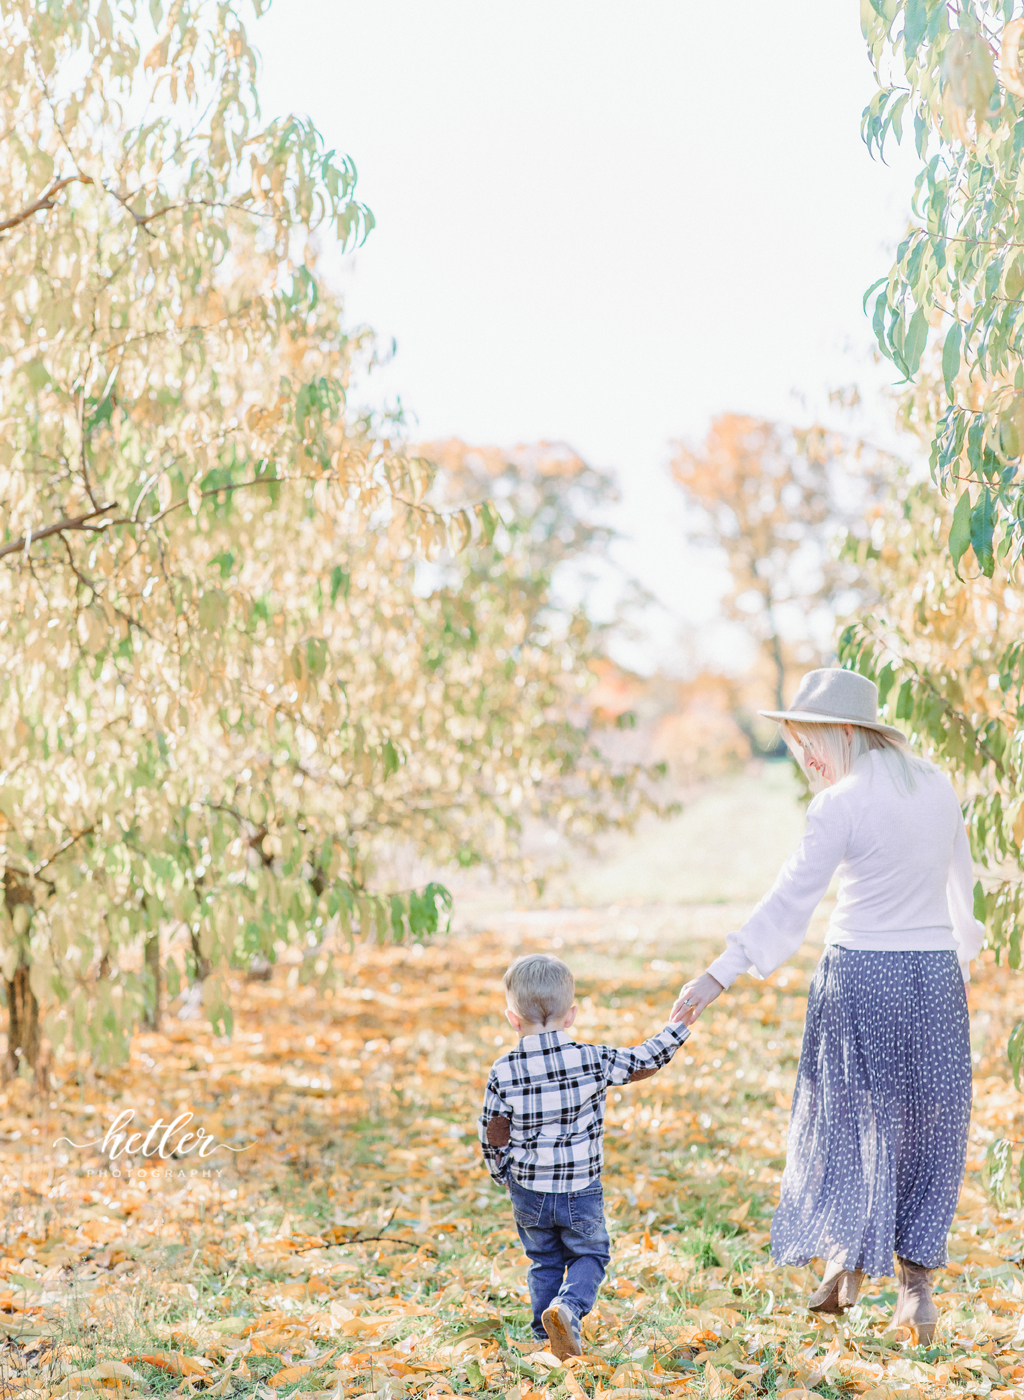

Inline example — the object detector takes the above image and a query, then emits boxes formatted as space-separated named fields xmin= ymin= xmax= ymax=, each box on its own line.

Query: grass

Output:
xmin=0 ymin=771 xmax=1021 ymax=1399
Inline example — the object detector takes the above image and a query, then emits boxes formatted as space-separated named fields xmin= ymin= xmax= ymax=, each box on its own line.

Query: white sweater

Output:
xmin=706 ymin=750 xmax=985 ymax=989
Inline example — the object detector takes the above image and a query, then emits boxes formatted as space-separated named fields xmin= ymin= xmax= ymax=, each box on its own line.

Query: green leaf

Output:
xmin=890 ymin=90 xmax=910 ymax=142
xmin=896 ymin=678 xmax=914 ymax=720
xmin=903 ymin=306 xmax=928 ymax=377
xmin=942 ymin=322 xmax=962 ymax=398
xmin=973 ymin=880 xmax=987 ymax=924
xmin=305 ymin=636 xmax=328 ymax=677
xmin=464 ymin=1360 xmax=487 ymax=1390
xmin=970 ymin=490 xmax=996 ymax=577
xmin=382 ymin=738 xmax=400 ymax=778
xmin=329 ymin=565 xmax=350 ymax=604
xmin=478 ymin=501 xmax=499 ymax=546
xmin=1009 ymin=1020 xmax=1024 ymax=1092
xmin=903 ymin=0 xmax=929 ymax=58
xmin=862 ymin=276 xmax=888 ymax=315
xmin=949 ymin=490 xmax=973 ymax=577
xmin=871 ymin=284 xmax=891 ymax=359
xmin=984 ymin=1137 xmax=1014 ymax=1205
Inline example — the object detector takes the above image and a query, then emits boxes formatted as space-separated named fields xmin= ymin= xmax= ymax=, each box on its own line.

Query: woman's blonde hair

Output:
xmin=781 ymin=720 xmax=928 ymax=795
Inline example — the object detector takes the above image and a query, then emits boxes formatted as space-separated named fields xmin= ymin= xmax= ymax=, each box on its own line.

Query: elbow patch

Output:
xmin=485 ymin=1116 xmax=511 ymax=1146
xmin=627 ymin=1066 xmax=659 ymax=1083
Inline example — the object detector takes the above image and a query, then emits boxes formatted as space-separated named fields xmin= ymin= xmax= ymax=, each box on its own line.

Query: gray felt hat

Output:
xmin=758 ymin=668 xmax=905 ymax=742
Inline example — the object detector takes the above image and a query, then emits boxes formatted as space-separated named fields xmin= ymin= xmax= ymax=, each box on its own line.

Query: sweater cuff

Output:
xmin=706 ymin=944 xmax=752 ymax=991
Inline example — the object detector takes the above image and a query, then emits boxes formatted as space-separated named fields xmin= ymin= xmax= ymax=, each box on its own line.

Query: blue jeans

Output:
xmin=507 ymin=1178 xmax=610 ymax=1340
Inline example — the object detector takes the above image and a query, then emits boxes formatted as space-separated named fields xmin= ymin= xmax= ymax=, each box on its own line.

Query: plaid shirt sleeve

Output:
xmin=478 ymin=1067 xmax=513 ymax=1184
xmin=602 ymin=1021 xmax=690 ymax=1087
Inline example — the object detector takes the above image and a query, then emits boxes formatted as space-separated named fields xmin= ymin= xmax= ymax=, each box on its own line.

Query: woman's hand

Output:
xmin=671 ymin=972 xmax=724 ymax=1026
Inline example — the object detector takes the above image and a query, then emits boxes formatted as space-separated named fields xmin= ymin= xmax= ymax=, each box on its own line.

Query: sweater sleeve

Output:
xmin=946 ymin=817 xmax=985 ymax=983
xmin=706 ymin=790 xmax=851 ymax=989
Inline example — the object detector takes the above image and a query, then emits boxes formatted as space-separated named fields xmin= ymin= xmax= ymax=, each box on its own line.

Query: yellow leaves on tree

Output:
xmin=0 ymin=0 xmax=662 ymax=1078
xmin=669 ymin=414 xmax=886 ymax=729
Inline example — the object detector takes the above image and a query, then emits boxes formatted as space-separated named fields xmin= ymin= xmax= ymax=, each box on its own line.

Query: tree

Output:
xmin=0 ymin=0 xmax=453 ymax=1076
xmin=670 ymin=414 xmax=884 ymax=751
xmin=854 ymin=0 xmax=1024 ymax=1188
xmin=856 ymin=4 xmax=1024 ymax=956
xmin=862 ymin=0 xmax=1024 ymax=577
xmin=0 ymin=0 xmax=655 ymax=1079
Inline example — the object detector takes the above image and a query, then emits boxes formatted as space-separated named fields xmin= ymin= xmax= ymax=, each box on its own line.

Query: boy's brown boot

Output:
xmin=542 ymin=1303 xmax=583 ymax=1360
xmin=893 ymin=1257 xmax=937 ymax=1344
xmin=808 ymin=1264 xmax=866 ymax=1313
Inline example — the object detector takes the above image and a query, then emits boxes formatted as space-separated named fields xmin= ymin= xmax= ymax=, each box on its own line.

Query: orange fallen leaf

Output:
xmin=247 ymin=1338 xmax=284 ymax=1358
xmin=267 ymin=1364 xmax=311 ymax=1387
xmin=563 ymin=1371 xmax=587 ymax=1399
xmin=340 ymin=1316 xmax=392 ymax=1337
xmin=128 ymin=1353 xmax=212 ymax=1378
xmin=704 ymin=1363 xmax=728 ymax=1398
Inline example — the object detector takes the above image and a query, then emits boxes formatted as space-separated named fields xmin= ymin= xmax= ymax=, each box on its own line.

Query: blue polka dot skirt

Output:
xmin=770 ymin=947 xmax=972 ymax=1278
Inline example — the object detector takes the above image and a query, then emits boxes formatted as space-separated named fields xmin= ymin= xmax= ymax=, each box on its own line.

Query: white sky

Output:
xmin=251 ymin=0 xmax=920 ymax=674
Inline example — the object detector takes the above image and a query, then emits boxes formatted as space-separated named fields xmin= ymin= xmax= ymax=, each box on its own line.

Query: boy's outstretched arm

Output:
xmin=478 ymin=1068 xmax=512 ymax=1184
xmin=603 ymin=1021 xmax=690 ymax=1086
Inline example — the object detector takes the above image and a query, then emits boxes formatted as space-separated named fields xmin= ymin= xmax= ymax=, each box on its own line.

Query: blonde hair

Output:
xmin=503 ymin=954 xmax=575 ymax=1026
xmin=781 ymin=720 xmax=927 ymax=796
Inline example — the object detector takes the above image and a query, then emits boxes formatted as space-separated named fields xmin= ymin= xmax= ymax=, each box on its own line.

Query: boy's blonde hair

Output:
xmin=503 ymin=954 xmax=575 ymax=1026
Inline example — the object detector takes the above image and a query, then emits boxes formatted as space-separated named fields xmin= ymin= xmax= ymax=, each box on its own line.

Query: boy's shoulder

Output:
xmin=488 ymin=1036 xmax=608 ymax=1076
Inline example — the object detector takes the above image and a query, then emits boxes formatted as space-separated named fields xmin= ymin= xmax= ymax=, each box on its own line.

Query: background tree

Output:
xmin=670 ymin=414 xmax=884 ymax=753
xmin=0 ymin=0 xmax=659 ymax=1079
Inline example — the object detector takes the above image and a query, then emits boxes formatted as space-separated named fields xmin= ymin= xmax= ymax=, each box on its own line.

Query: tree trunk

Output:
xmin=190 ymin=928 xmax=212 ymax=983
xmin=4 ymin=964 xmax=42 ymax=1083
xmin=143 ymin=932 xmax=161 ymax=1031
xmin=765 ymin=607 xmax=786 ymax=711
xmin=759 ymin=600 xmax=790 ymax=759
xmin=3 ymin=873 xmax=44 ymax=1086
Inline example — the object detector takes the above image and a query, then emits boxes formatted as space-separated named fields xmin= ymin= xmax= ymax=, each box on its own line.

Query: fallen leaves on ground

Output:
xmin=0 ymin=908 xmax=1020 ymax=1400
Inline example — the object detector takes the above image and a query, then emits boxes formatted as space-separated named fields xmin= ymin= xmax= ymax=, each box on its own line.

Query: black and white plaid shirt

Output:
xmin=478 ymin=1023 xmax=689 ymax=1193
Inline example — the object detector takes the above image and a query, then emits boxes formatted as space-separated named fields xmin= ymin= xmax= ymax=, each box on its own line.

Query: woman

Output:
xmin=671 ymin=668 xmax=982 ymax=1344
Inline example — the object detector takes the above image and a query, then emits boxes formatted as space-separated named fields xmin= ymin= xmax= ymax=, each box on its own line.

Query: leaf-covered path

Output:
xmin=0 ymin=896 xmax=1022 ymax=1400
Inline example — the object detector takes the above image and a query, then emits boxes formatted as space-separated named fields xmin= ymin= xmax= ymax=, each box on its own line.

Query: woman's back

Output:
xmin=707 ymin=747 xmax=983 ymax=987
xmin=823 ymin=750 xmax=962 ymax=939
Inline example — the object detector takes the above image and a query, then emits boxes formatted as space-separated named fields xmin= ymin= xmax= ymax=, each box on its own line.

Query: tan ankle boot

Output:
xmin=893 ymin=1257 xmax=937 ymax=1344
xmin=808 ymin=1262 xmax=866 ymax=1313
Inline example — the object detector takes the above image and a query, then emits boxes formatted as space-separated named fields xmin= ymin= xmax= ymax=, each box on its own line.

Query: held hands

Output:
xmin=670 ymin=971 xmax=724 ymax=1026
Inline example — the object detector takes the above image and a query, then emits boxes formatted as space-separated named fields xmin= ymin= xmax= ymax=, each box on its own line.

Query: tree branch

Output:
xmin=32 ymin=827 xmax=95 ymax=878
xmin=0 ymin=504 xmax=118 ymax=561
xmin=0 ymin=175 xmax=94 ymax=236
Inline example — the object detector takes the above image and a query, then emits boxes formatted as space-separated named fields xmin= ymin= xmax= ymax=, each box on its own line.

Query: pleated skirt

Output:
xmin=770 ymin=947 xmax=972 ymax=1278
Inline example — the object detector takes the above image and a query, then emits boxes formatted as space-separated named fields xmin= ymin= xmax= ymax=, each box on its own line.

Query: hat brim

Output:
xmin=757 ymin=708 xmax=906 ymax=743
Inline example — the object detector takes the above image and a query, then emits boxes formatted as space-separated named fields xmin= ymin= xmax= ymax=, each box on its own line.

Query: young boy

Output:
xmin=478 ymin=953 xmax=690 ymax=1360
